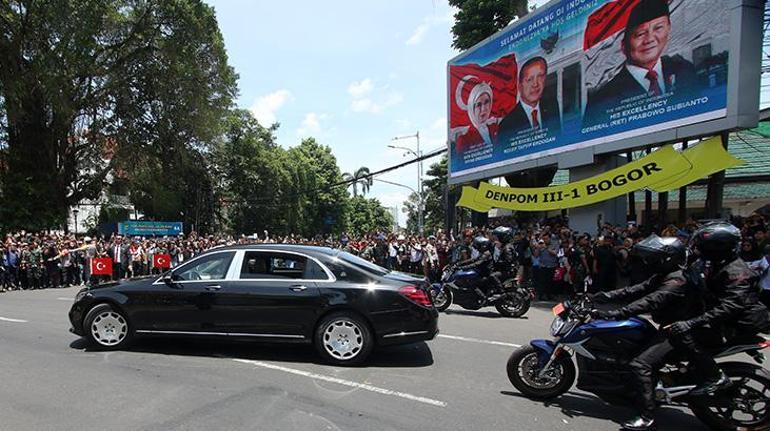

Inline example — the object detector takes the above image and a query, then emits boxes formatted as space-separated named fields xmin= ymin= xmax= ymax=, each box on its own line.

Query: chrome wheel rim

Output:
xmin=90 ymin=311 xmax=128 ymax=346
xmin=518 ymin=352 xmax=563 ymax=390
xmin=431 ymin=288 xmax=449 ymax=308
xmin=323 ymin=319 xmax=363 ymax=360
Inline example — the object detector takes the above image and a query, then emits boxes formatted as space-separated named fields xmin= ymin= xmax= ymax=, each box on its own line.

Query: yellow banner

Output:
xmin=456 ymin=137 xmax=742 ymax=212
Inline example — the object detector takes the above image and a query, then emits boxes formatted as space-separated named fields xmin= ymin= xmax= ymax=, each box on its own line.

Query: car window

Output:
xmin=325 ymin=259 xmax=375 ymax=284
xmin=173 ymin=252 xmax=234 ymax=281
xmin=240 ymin=252 xmax=310 ymax=280
xmin=336 ymin=251 xmax=389 ymax=276
xmin=303 ymin=259 xmax=330 ymax=281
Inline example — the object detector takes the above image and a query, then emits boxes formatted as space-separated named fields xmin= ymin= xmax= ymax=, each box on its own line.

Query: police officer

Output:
xmin=454 ymin=236 xmax=496 ymax=303
xmin=590 ymin=235 xmax=701 ymax=431
xmin=668 ymin=222 xmax=770 ymax=395
xmin=490 ymin=226 xmax=517 ymax=299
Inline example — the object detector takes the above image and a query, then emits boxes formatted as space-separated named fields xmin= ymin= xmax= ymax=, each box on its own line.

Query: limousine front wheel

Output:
xmin=315 ymin=312 xmax=373 ymax=366
xmin=83 ymin=304 xmax=133 ymax=350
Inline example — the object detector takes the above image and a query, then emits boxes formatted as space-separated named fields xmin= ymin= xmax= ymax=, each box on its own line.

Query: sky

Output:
xmin=204 ymin=0 xmax=473 ymax=226
xmin=204 ymin=0 xmax=769 ymax=227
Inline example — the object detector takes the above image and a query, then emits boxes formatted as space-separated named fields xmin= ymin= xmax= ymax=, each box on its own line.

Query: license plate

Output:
xmin=552 ymin=303 xmax=565 ymax=316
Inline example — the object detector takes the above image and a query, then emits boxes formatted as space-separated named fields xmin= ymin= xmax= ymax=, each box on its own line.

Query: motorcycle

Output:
xmin=429 ymin=265 xmax=533 ymax=318
xmin=506 ymin=295 xmax=770 ymax=430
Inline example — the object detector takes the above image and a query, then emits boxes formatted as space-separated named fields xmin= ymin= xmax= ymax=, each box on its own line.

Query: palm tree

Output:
xmin=343 ymin=166 xmax=372 ymax=197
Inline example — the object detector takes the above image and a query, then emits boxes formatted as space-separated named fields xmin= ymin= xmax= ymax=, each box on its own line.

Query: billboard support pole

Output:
xmin=644 ymin=149 xmax=653 ymax=227
xmin=658 ymin=191 xmax=669 ymax=227
xmin=705 ymin=131 xmax=730 ymax=219
xmin=678 ymin=141 xmax=689 ymax=224
xmin=626 ymin=152 xmax=636 ymax=223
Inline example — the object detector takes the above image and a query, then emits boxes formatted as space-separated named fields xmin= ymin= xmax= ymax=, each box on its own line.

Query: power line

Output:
xmin=220 ymin=147 xmax=447 ymax=205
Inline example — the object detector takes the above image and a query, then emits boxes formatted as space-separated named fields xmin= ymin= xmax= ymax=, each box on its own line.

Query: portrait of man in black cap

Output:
xmin=583 ymin=0 xmax=701 ymax=126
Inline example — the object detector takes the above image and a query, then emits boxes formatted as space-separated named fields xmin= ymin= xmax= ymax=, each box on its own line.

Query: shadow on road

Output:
xmin=500 ymin=391 xmax=707 ymax=430
xmin=444 ymin=308 xmax=528 ymax=320
xmin=69 ymin=336 xmax=434 ymax=368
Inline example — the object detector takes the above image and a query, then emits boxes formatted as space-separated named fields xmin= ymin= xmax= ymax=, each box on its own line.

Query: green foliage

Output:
xmin=342 ymin=166 xmax=373 ymax=197
xmin=0 ymin=0 xmax=236 ymax=232
xmin=347 ymin=196 xmax=394 ymax=237
xmin=449 ymin=0 xmax=529 ymax=50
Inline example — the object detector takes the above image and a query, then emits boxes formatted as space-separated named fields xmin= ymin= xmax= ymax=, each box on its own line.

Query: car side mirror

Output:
xmin=162 ymin=273 xmax=178 ymax=287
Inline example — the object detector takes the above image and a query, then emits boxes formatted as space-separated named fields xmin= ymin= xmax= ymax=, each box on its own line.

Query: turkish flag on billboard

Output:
xmin=153 ymin=254 xmax=171 ymax=269
xmin=449 ymin=53 xmax=518 ymax=130
xmin=583 ymin=0 xmax=642 ymax=50
xmin=91 ymin=258 xmax=113 ymax=276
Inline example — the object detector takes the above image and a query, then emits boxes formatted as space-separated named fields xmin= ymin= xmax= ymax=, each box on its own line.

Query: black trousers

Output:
xmin=629 ymin=333 xmax=675 ymax=418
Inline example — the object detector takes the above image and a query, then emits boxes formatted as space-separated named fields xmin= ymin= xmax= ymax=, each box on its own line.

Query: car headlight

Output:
xmin=550 ymin=316 xmax=566 ymax=337
xmin=74 ymin=289 xmax=90 ymax=302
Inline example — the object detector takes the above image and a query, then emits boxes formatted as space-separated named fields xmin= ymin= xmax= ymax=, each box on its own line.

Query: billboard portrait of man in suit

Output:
xmin=497 ymin=56 xmax=561 ymax=147
xmin=584 ymin=0 xmax=701 ymax=126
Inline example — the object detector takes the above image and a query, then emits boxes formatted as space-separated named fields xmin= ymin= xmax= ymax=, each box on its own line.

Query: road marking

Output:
xmin=232 ymin=358 xmax=447 ymax=408
xmin=0 ymin=317 xmax=28 ymax=323
xmin=57 ymin=297 xmax=72 ymax=301
xmin=438 ymin=334 xmax=520 ymax=348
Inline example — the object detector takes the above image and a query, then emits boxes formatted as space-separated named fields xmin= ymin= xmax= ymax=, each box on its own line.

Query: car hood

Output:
xmin=84 ymin=276 xmax=157 ymax=291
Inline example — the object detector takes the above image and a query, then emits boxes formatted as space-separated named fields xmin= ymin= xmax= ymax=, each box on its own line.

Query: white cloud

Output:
xmin=351 ymin=98 xmax=382 ymax=114
xmin=249 ymin=89 xmax=292 ymax=126
xmin=406 ymin=23 xmax=429 ymax=46
xmin=431 ymin=117 xmax=447 ymax=131
xmin=348 ymin=79 xmax=374 ymax=99
xmin=296 ymin=112 xmax=327 ymax=137
xmin=406 ymin=11 xmax=454 ymax=46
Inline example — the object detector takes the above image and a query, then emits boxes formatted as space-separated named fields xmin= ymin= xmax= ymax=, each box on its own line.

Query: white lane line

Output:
xmin=0 ymin=317 xmax=28 ymax=323
xmin=57 ymin=297 xmax=72 ymax=301
xmin=232 ymin=358 xmax=447 ymax=408
xmin=438 ymin=334 xmax=520 ymax=348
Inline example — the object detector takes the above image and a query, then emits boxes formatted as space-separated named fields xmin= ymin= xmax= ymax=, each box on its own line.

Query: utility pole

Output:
xmin=389 ymin=132 xmax=423 ymax=234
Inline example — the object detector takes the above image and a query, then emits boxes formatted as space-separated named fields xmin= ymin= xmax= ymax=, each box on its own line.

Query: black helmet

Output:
xmin=472 ymin=236 xmax=492 ymax=253
xmin=492 ymin=226 xmax=514 ymax=244
xmin=691 ymin=222 xmax=741 ymax=264
xmin=631 ymin=234 xmax=687 ymax=276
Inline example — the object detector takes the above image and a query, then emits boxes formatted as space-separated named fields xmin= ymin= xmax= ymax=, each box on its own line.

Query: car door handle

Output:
xmin=205 ymin=284 xmax=222 ymax=291
xmin=290 ymin=285 xmax=308 ymax=292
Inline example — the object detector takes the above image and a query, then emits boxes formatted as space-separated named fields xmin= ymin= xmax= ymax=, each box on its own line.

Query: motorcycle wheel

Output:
xmin=689 ymin=362 xmax=770 ymax=431
xmin=495 ymin=290 xmax=531 ymax=318
xmin=430 ymin=286 xmax=453 ymax=312
xmin=507 ymin=345 xmax=575 ymax=400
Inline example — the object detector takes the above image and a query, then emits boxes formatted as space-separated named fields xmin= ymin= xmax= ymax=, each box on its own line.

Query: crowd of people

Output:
xmin=3 ymin=213 xmax=770 ymax=302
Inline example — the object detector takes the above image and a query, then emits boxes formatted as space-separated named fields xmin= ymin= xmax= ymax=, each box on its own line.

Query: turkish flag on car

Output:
xmin=91 ymin=258 xmax=113 ymax=276
xmin=153 ymin=254 xmax=171 ymax=269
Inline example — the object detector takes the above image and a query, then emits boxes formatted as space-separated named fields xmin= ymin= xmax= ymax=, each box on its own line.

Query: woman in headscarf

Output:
xmin=454 ymin=80 xmax=499 ymax=151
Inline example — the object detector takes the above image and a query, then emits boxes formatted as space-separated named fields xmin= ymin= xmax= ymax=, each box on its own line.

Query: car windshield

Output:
xmin=335 ymin=251 xmax=390 ymax=276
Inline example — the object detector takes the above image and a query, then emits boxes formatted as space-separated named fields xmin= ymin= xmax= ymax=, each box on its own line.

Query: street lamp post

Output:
xmin=389 ymin=131 xmax=423 ymax=235
xmin=73 ymin=208 xmax=79 ymax=237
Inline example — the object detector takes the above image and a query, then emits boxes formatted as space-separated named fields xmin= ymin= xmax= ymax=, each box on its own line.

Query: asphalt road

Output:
xmin=0 ymin=286 xmax=733 ymax=431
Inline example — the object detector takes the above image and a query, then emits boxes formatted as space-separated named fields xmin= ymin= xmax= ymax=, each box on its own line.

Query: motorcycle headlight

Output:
xmin=550 ymin=316 xmax=566 ymax=337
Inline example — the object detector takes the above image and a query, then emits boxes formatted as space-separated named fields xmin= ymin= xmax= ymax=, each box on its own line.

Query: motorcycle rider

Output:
xmin=667 ymin=221 xmax=770 ymax=396
xmin=454 ymin=235 xmax=496 ymax=303
xmin=589 ymin=235 xmax=702 ymax=431
xmin=489 ymin=226 xmax=517 ymax=300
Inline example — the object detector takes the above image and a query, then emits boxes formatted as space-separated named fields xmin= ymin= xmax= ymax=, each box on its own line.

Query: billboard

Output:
xmin=118 ymin=221 xmax=184 ymax=236
xmin=448 ymin=0 xmax=756 ymax=181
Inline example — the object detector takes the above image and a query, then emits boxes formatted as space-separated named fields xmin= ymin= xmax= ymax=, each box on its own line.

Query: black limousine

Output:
xmin=69 ymin=244 xmax=438 ymax=365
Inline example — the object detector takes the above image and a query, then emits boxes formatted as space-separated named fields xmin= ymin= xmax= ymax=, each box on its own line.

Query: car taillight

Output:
xmin=399 ymin=285 xmax=432 ymax=307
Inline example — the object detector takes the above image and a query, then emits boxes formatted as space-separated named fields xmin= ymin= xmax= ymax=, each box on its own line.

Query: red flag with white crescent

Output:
xmin=153 ymin=254 xmax=171 ymax=269
xmin=91 ymin=258 xmax=113 ymax=276
xmin=449 ymin=53 xmax=518 ymax=130
xmin=583 ymin=0 xmax=642 ymax=51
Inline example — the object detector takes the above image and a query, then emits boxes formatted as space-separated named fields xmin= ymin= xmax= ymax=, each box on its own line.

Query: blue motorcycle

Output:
xmin=430 ymin=265 xmax=532 ymax=318
xmin=507 ymin=296 xmax=770 ymax=430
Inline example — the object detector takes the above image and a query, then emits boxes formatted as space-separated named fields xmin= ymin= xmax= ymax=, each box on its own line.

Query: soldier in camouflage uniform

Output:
xmin=26 ymin=242 xmax=44 ymax=289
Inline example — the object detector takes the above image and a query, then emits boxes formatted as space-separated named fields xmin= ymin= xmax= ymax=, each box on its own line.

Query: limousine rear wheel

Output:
xmin=83 ymin=304 xmax=133 ymax=350
xmin=315 ymin=312 xmax=373 ymax=366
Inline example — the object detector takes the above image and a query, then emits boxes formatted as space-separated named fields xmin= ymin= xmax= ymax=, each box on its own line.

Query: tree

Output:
xmin=449 ymin=0 xmax=529 ymax=50
xmin=347 ymin=196 xmax=394 ymax=237
xmin=0 ymin=0 xmax=236 ymax=231
xmin=403 ymin=156 xmax=449 ymax=234
xmin=342 ymin=166 xmax=372 ymax=197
